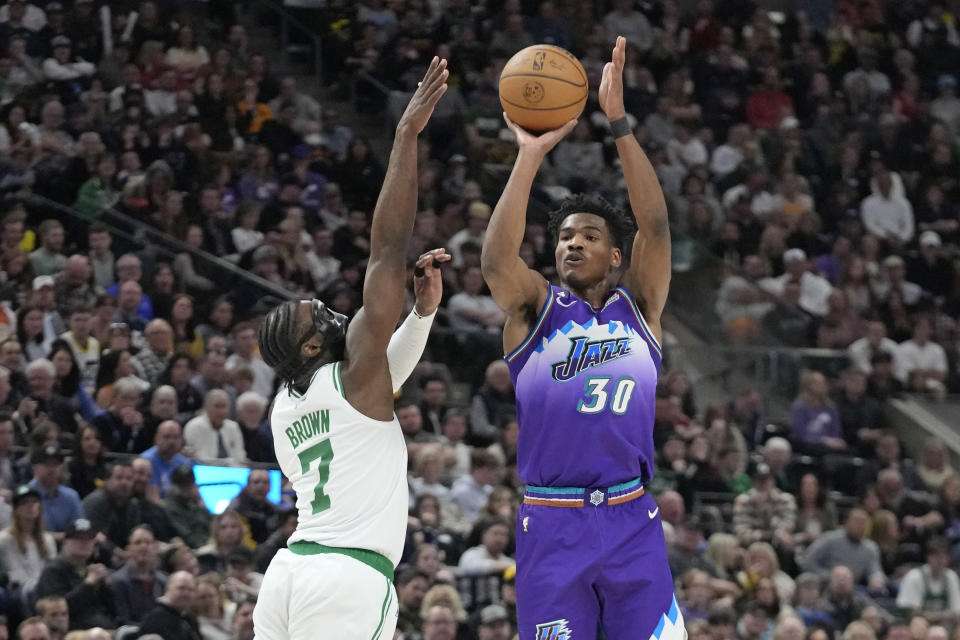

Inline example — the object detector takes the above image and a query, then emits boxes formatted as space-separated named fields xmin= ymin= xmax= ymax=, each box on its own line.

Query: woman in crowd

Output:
xmin=17 ymin=306 xmax=50 ymax=362
xmin=94 ymin=348 xmax=142 ymax=410
xmin=169 ymin=294 xmax=204 ymax=358
xmin=48 ymin=340 xmax=99 ymax=422
xmin=66 ymin=425 xmax=107 ymax=499
xmin=0 ymin=485 xmax=56 ymax=591
xmin=158 ymin=352 xmax=203 ymax=423
xmin=194 ymin=573 xmax=234 ymax=640
xmin=196 ymin=297 xmax=233 ymax=348
xmin=196 ymin=510 xmax=250 ymax=576
xmin=793 ymin=473 xmax=838 ymax=553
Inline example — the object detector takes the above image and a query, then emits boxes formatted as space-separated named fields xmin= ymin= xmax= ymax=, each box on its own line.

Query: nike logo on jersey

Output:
xmin=648 ymin=507 xmax=659 ymax=519
xmin=555 ymin=291 xmax=577 ymax=308
xmin=551 ymin=336 xmax=632 ymax=382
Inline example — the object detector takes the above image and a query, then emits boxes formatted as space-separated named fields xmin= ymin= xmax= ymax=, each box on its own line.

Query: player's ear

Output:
xmin=300 ymin=336 xmax=324 ymax=358
xmin=610 ymin=247 xmax=622 ymax=269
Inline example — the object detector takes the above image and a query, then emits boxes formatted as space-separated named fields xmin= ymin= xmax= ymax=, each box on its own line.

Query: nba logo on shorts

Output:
xmin=535 ymin=620 xmax=571 ymax=640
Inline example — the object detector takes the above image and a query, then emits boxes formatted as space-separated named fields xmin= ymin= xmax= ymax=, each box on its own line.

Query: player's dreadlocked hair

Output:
xmin=258 ymin=300 xmax=316 ymax=388
xmin=546 ymin=193 xmax=637 ymax=257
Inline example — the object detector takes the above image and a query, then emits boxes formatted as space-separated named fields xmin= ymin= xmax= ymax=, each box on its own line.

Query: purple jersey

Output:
xmin=506 ymin=284 xmax=662 ymax=488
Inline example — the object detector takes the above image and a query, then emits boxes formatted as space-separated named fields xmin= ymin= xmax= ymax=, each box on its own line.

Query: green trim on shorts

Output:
xmin=287 ymin=540 xmax=394 ymax=582
xmin=370 ymin=576 xmax=392 ymax=640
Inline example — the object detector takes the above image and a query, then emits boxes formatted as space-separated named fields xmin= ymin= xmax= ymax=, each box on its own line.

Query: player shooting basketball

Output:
xmin=253 ymin=57 xmax=449 ymax=640
xmin=481 ymin=36 xmax=685 ymax=640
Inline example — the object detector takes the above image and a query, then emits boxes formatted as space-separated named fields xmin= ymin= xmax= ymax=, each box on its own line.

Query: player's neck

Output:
xmin=563 ymin=278 xmax=613 ymax=310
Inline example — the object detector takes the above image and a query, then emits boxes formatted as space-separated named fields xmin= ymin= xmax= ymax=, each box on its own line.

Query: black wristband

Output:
xmin=413 ymin=259 xmax=442 ymax=277
xmin=609 ymin=116 xmax=633 ymax=139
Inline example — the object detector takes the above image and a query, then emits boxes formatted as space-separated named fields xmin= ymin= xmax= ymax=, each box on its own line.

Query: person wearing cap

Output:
xmin=28 ymin=444 xmax=82 ymax=535
xmin=447 ymin=201 xmax=491 ymax=268
xmin=41 ymin=34 xmax=93 ymax=82
xmin=732 ymin=463 xmax=798 ymax=547
xmin=163 ymin=464 xmax=213 ymax=549
xmin=759 ymin=248 xmax=833 ymax=317
xmin=877 ymin=254 xmax=925 ymax=309
xmin=477 ymin=603 xmax=512 ymax=640
xmin=908 ymin=230 xmax=955 ymax=300
xmin=0 ymin=484 xmax=53 ymax=589
xmin=861 ymin=169 xmax=915 ymax=247
xmin=34 ymin=517 xmax=116 ymax=630
xmin=895 ymin=316 xmax=948 ymax=393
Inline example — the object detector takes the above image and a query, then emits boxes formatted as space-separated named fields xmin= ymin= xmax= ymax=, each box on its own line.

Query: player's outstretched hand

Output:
xmin=599 ymin=36 xmax=627 ymax=121
xmin=413 ymin=248 xmax=451 ymax=316
xmin=503 ymin=112 xmax=577 ymax=159
xmin=399 ymin=56 xmax=449 ymax=135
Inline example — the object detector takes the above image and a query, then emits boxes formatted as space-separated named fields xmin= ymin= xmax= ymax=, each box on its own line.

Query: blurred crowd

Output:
xmin=0 ymin=0 xmax=954 ymax=639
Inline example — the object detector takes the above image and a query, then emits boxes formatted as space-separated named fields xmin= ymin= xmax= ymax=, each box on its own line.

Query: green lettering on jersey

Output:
xmin=285 ymin=410 xmax=331 ymax=449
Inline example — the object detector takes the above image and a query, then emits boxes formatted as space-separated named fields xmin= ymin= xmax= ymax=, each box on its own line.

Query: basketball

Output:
xmin=499 ymin=44 xmax=588 ymax=132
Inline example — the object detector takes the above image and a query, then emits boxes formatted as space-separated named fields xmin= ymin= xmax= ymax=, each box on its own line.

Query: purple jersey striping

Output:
xmin=506 ymin=284 xmax=662 ymax=488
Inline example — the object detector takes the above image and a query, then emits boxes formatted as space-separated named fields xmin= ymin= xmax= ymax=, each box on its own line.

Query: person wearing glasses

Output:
xmin=252 ymin=58 xmax=449 ymax=640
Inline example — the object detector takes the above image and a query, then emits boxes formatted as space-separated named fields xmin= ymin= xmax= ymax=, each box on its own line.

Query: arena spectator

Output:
xmin=34 ymin=517 xmax=115 ymax=629
xmin=28 ymin=445 xmax=81 ymax=535
xmin=226 ymin=469 xmax=278 ymax=545
xmin=163 ymin=464 xmax=212 ymax=549
xmin=140 ymin=420 xmax=190 ymax=498
xmin=81 ymin=460 xmax=140 ymax=549
xmin=136 ymin=571 xmax=200 ymax=640
xmin=107 ymin=524 xmax=166 ymax=625
xmin=184 ymin=389 xmax=245 ymax=461
xmin=801 ymin=508 xmax=886 ymax=592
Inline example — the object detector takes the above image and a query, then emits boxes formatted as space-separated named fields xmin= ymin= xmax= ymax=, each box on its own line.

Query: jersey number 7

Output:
xmin=297 ymin=439 xmax=335 ymax=514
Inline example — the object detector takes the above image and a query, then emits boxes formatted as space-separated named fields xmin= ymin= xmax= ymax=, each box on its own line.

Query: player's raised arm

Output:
xmin=602 ymin=36 xmax=671 ymax=340
xmin=481 ymin=115 xmax=576 ymax=351
xmin=345 ymin=58 xmax=447 ymax=350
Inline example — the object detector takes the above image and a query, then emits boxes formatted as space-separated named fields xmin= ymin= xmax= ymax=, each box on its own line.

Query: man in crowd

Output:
xmin=34 ymin=518 xmax=115 ymax=630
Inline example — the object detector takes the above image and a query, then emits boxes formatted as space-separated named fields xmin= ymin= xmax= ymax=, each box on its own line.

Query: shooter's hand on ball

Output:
xmin=413 ymin=248 xmax=451 ymax=316
xmin=599 ymin=36 xmax=627 ymax=120
xmin=503 ymin=112 xmax=577 ymax=159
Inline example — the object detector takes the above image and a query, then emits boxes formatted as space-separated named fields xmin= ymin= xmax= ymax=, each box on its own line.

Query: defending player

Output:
xmin=481 ymin=37 xmax=685 ymax=640
xmin=252 ymin=57 xmax=448 ymax=640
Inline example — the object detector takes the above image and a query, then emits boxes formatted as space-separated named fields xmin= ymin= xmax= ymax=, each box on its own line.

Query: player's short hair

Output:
xmin=546 ymin=193 xmax=636 ymax=255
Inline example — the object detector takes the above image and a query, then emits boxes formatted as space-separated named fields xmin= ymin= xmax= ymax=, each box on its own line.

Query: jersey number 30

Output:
xmin=297 ymin=439 xmax=335 ymax=514
xmin=577 ymin=376 xmax=636 ymax=415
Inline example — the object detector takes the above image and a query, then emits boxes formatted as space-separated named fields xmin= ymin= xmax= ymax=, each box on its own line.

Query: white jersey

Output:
xmin=270 ymin=361 xmax=408 ymax=566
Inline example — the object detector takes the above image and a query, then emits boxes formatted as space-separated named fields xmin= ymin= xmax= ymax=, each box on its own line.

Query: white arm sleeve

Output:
xmin=387 ymin=308 xmax=436 ymax=393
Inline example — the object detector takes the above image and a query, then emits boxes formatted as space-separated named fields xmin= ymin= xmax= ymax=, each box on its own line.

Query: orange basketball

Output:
xmin=499 ymin=44 xmax=588 ymax=132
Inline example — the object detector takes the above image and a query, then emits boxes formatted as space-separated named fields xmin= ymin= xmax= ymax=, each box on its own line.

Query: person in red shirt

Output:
xmin=746 ymin=67 xmax=794 ymax=130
